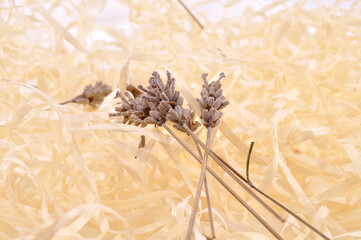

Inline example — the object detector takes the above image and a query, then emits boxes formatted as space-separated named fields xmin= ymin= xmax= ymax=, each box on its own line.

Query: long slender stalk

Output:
xmin=246 ymin=141 xmax=254 ymax=183
xmin=205 ymin=147 xmax=331 ymax=240
xmin=190 ymin=131 xmax=216 ymax=240
xmin=182 ymin=124 xmax=285 ymax=222
xmin=59 ymin=100 xmax=73 ymax=105
xmin=186 ymin=127 xmax=215 ymax=240
xmin=203 ymin=168 xmax=215 ymax=239
xmin=182 ymin=123 xmax=331 ymax=240
xmin=162 ymin=124 xmax=283 ymax=240
xmin=204 ymin=146 xmax=329 ymax=239
xmin=177 ymin=0 xmax=204 ymax=30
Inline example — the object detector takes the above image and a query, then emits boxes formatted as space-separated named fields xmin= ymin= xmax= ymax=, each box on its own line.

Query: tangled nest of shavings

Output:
xmin=1 ymin=0 xmax=361 ymax=239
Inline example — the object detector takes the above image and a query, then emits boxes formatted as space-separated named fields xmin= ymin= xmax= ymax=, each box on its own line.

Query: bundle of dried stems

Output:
xmin=110 ymin=71 xmax=330 ymax=240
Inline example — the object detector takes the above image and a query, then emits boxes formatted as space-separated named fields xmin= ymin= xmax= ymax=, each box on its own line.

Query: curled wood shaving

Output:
xmin=1 ymin=0 xmax=361 ymax=239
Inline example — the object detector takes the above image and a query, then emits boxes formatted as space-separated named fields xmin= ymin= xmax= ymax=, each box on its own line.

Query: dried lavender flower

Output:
xmin=166 ymin=105 xmax=201 ymax=133
xmin=60 ymin=81 xmax=112 ymax=108
xmin=138 ymin=71 xmax=184 ymax=124
xmin=109 ymin=92 xmax=152 ymax=127
xmin=196 ymin=73 xmax=229 ymax=128
xmin=111 ymin=71 xmax=200 ymax=132
xmin=139 ymin=71 xmax=200 ymax=133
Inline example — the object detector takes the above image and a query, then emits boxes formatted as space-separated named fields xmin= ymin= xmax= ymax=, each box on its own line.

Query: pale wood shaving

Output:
xmin=0 ymin=0 xmax=361 ymax=239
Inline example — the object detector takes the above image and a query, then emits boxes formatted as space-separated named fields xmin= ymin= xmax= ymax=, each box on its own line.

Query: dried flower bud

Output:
xmin=138 ymin=71 xmax=184 ymax=123
xmin=61 ymin=81 xmax=112 ymax=108
xmin=109 ymin=91 xmax=156 ymax=127
xmin=166 ymin=105 xmax=201 ymax=134
xmin=197 ymin=73 xmax=229 ymax=128
xmin=112 ymin=71 xmax=203 ymax=134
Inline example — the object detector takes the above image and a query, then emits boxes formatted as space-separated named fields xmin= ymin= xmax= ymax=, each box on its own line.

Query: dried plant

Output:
xmin=186 ymin=73 xmax=229 ymax=240
xmin=166 ymin=105 xmax=201 ymax=133
xmin=109 ymin=92 xmax=151 ymax=127
xmin=111 ymin=72 xmax=272 ymax=239
xmin=109 ymin=71 xmax=330 ymax=240
xmin=137 ymin=71 xmax=200 ymax=133
xmin=110 ymin=71 xmax=200 ymax=147
xmin=138 ymin=71 xmax=184 ymax=120
xmin=197 ymin=73 xmax=229 ymax=128
xmin=60 ymin=81 xmax=112 ymax=108
xmin=110 ymin=71 xmax=282 ymax=239
xmin=109 ymin=91 xmax=151 ymax=148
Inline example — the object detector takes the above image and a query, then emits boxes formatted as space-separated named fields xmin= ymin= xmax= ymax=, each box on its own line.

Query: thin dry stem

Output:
xmin=193 ymin=134 xmax=216 ymax=240
xmin=138 ymin=135 xmax=146 ymax=148
xmin=162 ymin=124 xmax=283 ymax=240
xmin=191 ymin=131 xmax=215 ymax=239
xmin=177 ymin=0 xmax=204 ymax=30
xmin=182 ymin=123 xmax=284 ymax=220
xmin=246 ymin=141 xmax=255 ymax=183
xmin=59 ymin=100 xmax=72 ymax=105
xmin=218 ymin=153 xmax=331 ymax=240
xmin=186 ymin=127 xmax=215 ymax=240
xmin=203 ymin=169 xmax=215 ymax=240
xmin=182 ymin=124 xmax=331 ymax=240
